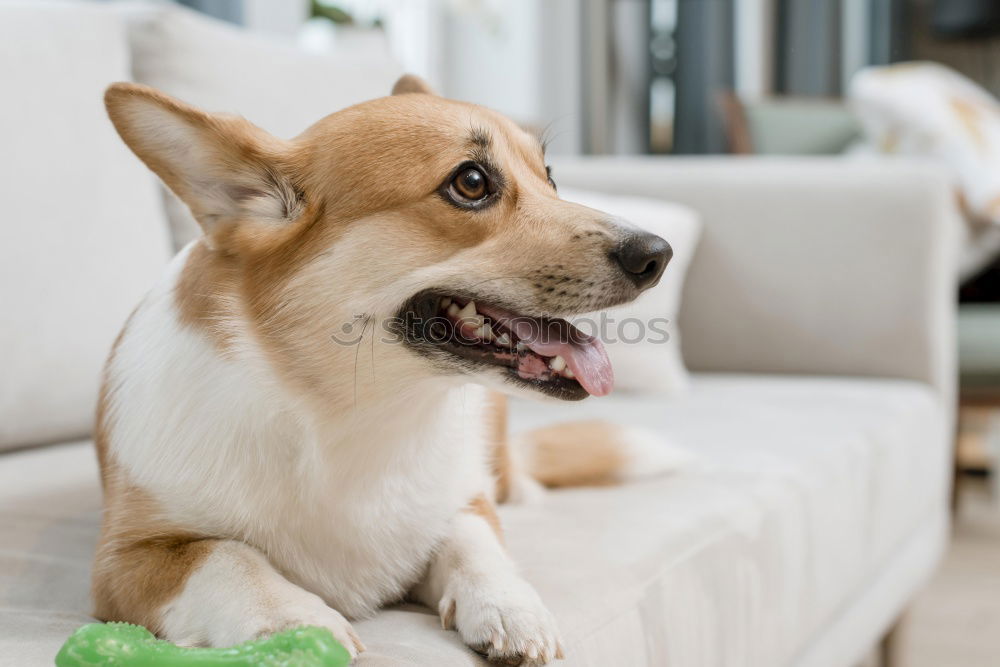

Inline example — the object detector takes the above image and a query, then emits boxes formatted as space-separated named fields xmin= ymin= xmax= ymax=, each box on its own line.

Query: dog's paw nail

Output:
xmin=440 ymin=597 xmax=457 ymax=630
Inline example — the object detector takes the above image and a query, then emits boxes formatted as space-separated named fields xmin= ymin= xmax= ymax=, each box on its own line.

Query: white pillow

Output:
xmin=558 ymin=188 xmax=701 ymax=397
xmin=118 ymin=3 xmax=403 ymax=248
xmin=0 ymin=3 xmax=172 ymax=450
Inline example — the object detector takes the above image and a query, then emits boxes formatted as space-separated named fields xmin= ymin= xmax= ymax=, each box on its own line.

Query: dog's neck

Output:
xmin=305 ymin=377 xmax=487 ymax=473
xmin=243 ymin=341 xmax=483 ymax=467
xmin=161 ymin=242 xmax=489 ymax=471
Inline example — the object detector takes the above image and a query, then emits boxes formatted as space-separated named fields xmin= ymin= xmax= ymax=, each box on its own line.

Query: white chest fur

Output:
xmin=106 ymin=251 xmax=491 ymax=618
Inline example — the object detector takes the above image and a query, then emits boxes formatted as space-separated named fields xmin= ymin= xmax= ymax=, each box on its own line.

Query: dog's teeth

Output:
xmin=496 ymin=332 xmax=511 ymax=347
xmin=473 ymin=324 xmax=494 ymax=342
xmin=447 ymin=303 xmax=460 ymax=318
xmin=463 ymin=314 xmax=486 ymax=329
xmin=439 ymin=297 xmax=452 ymax=309
xmin=549 ymin=355 xmax=567 ymax=372
xmin=457 ymin=301 xmax=477 ymax=319
xmin=456 ymin=300 xmax=483 ymax=329
xmin=564 ymin=367 xmax=575 ymax=378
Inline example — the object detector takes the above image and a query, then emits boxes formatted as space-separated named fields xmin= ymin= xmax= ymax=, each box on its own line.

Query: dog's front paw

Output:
xmin=439 ymin=574 xmax=564 ymax=665
xmin=244 ymin=595 xmax=365 ymax=660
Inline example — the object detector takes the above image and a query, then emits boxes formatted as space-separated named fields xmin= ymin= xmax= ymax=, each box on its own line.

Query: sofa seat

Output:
xmin=0 ymin=375 xmax=948 ymax=667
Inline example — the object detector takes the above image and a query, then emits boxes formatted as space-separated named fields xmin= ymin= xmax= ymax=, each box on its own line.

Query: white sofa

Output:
xmin=0 ymin=3 xmax=959 ymax=666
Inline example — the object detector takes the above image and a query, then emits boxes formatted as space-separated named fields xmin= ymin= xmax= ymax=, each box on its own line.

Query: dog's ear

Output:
xmin=391 ymin=74 xmax=436 ymax=96
xmin=104 ymin=83 xmax=301 ymax=239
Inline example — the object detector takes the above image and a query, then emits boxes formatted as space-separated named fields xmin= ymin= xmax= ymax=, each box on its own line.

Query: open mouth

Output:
xmin=400 ymin=291 xmax=614 ymax=400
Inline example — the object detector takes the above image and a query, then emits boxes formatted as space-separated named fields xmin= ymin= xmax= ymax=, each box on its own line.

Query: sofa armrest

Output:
xmin=552 ymin=156 xmax=959 ymax=400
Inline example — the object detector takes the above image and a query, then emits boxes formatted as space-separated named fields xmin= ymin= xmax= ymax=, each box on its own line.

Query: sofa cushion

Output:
xmin=0 ymin=3 xmax=172 ymax=451
xmin=559 ymin=188 xmax=701 ymax=396
xmin=118 ymin=3 xmax=403 ymax=249
xmin=510 ymin=375 xmax=950 ymax=666
xmin=0 ymin=375 xmax=947 ymax=666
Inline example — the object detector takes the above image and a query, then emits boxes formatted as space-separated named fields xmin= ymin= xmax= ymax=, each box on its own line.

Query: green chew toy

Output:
xmin=55 ymin=622 xmax=351 ymax=667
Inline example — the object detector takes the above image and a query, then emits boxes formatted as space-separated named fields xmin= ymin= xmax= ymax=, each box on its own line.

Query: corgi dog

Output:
xmin=93 ymin=74 xmax=671 ymax=665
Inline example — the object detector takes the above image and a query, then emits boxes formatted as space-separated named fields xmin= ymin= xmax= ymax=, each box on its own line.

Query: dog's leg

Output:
xmin=93 ymin=537 xmax=364 ymax=656
xmin=412 ymin=495 xmax=563 ymax=665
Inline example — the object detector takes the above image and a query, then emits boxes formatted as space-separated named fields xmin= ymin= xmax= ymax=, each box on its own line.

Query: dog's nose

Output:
xmin=613 ymin=232 xmax=672 ymax=290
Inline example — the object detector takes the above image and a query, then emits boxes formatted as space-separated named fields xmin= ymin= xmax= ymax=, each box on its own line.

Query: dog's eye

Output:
xmin=451 ymin=167 xmax=488 ymax=201
xmin=440 ymin=162 xmax=498 ymax=210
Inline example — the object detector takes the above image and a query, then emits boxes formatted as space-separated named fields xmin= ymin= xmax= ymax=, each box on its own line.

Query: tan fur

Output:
xmin=465 ymin=494 xmax=503 ymax=543
xmin=520 ymin=421 xmax=628 ymax=488
xmin=486 ymin=392 xmax=513 ymax=503
xmin=94 ymin=299 xmax=234 ymax=637
xmin=391 ymin=74 xmax=435 ymax=96
xmin=91 ymin=478 xmax=216 ymax=633
xmin=93 ymin=307 xmax=138 ymax=489
xmin=173 ymin=241 xmax=240 ymax=350
xmin=93 ymin=310 xmax=215 ymax=630
xmin=104 ymin=84 xmax=300 ymax=242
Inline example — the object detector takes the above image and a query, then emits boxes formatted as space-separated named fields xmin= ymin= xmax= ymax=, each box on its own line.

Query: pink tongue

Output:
xmin=521 ymin=327 xmax=614 ymax=397
xmin=477 ymin=305 xmax=614 ymax=397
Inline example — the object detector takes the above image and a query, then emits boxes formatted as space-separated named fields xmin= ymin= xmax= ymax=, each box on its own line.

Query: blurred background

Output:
xmin=162 ymin=0 xmax=992 ymax=156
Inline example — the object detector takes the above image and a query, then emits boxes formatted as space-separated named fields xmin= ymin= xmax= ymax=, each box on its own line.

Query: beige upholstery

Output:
xmin=0 ymin=3 xmax=171 ymax=451
xmin=552 ymin=157 xmax=960 ymax=404
xmin=0 ymin=376 xmax=949 ymax=667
